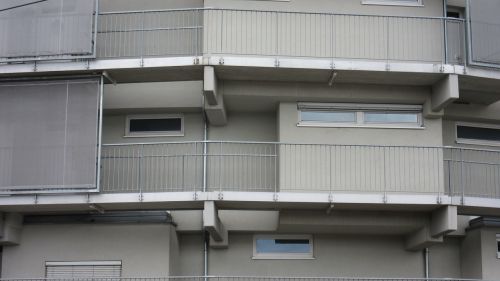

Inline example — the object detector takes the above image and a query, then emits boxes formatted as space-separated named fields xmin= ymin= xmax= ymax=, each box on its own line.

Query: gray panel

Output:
xmin=469 ymin=0 xmax=500 ymax=65
xmin=0 ymin=0 xmax=95 ymax=59
xmin=0 ymin=79 xmax=100 ymax=192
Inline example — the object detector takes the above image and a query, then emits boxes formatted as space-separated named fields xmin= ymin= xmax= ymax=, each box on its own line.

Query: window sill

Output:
xmin=123 ymin=133 xmax=184 ymax=138
xmin=456 ymin=139 xmax=500 ymax=148
xmin=297 ymin=123 xmax=425 ymax=130
xmin=252 ymin=256 xmax=315 ymax=260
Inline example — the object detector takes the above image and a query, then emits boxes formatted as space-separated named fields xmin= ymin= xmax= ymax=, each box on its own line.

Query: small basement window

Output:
xmin=298 ymin=103 xmax=423 ymax=128
xmin=126 ymin=114 xmax=184 ymax=137
xmin=456 ymin=123 xmax=500 ymax=146
xmin=253 ymin=235 xmax=313 ymax=259
xmin=45 ymin=261 xmax=122 ymax=278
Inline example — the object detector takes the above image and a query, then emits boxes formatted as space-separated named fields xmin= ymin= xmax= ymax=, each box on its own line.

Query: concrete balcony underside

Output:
xmin=0 ymin=192 xmax=499 ymax=216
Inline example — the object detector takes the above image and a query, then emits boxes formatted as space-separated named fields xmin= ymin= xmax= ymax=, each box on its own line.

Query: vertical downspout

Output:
xmin=202 ymin=90 xmax=209 ymax=281
xmin=424 ymin=248 xmax=430 ymax=280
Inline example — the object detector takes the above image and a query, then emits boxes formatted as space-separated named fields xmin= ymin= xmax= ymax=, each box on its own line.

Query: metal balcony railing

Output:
xmin=95 ymin=9 xmax=465 ymax=65
xmin=100 ymin=141 xmax=500 ymax=200
xmin=0 ymin=277 xmax=491 ymax=281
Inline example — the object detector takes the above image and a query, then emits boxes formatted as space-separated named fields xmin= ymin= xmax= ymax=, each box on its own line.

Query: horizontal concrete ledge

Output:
xmin=1 ymin=55 xmax=499 ymax=81
xmin=0 ymin=192 xmax=499 ymax=216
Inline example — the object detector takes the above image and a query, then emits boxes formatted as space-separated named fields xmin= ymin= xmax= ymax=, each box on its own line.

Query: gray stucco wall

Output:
xmin=1 ymin=224 xmax=176 ymax=278
xmin=480 ymin=228 xmax=500 ymax=280
xmin=460 ymin=228 xmax=482 ymax=279
xmin=209 ymin=233 xmax=425 ymax=277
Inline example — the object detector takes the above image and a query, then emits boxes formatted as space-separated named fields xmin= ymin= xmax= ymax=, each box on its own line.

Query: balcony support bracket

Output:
xmin=203 ymin=201 xmax=228 ymax=248
xmin=431 ymin=74 xmax=459 ymax=112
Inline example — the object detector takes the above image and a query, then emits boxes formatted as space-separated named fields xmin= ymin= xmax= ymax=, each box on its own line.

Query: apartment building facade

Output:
xmin=0 ymin=0 xmax=500 ymax=280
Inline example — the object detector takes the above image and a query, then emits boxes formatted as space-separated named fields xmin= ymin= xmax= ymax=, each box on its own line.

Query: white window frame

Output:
xmin=298 ymin=103 xmax=423 ymax=129
xmin=455 ymin=122 xmax=500 ymax=147
xmin=252 ymin=234 xmax=314 ymax=260
xmin=125 ymin=114 xmax=184 ymax=137
xmin=362 ymin=0 xmax=423 ymax=7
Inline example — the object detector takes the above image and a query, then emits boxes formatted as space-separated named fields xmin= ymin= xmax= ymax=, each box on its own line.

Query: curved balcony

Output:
xmin=100 ymin=141 xmax=500 ymax=205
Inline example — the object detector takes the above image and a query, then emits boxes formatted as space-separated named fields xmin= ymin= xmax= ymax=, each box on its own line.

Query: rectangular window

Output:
xmin=300 ymin=111 xmax=356 ymax=123
xmin=253 ymin=235 xmax=313 ymax=259
xmin=497 ymin=234 xmax=500 ymax=259
xmin=362 ymin=0 xmax=423 ymax=6
xmin=125 ymin=114 xmax=184 ymax=137
xmin=456 ymin=122 xmax=500 ymax=146
xmin=45 ymin=261 xmax=122 ymax=278
xmin=298 ymin=103 xmax=423 ymax=128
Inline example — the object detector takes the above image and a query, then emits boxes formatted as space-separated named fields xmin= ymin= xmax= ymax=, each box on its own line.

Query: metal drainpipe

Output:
xmin=202 ymin=92 xmax=209 ymax=281
xmin=424 ymin=248 xmax=430 ymax=280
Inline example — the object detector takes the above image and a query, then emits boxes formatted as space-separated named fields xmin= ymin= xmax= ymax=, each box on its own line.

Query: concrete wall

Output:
xmin=177 ymin=232 xmax=463 ymax=278
xmin=429 ymin=238 xmax=462 ymax=278
xmin=1 ymin=224 xmax=176 ymax=278
xmin=460 ymin=228 xmax=482 ymax=279
xmin=480 ymin=228 xmax=500 ymax=280
xmin=209 ymin=112 xmax=277 ymax=141
xmin=209 ymin=233 xmax=425 ymax=277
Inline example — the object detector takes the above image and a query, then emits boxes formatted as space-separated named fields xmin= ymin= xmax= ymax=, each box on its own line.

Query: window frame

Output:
xmin=497 ymin=234 xmax=500 ymax=259
xmin=252 ymin=234 xmax=314 ymax=260
xmin=455 ymin=122 xmax=500 ymax=147
xmin=361 ymin=0 xmax=423 ymax=7
xmin=125 ymin=114 xmax=184 ymax=137
xmin=298 ymin=103 xmax=424 ymax=129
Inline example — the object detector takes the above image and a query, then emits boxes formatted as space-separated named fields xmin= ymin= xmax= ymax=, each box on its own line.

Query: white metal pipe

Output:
xmin=424 ymin=248 xmax=430 ymax=279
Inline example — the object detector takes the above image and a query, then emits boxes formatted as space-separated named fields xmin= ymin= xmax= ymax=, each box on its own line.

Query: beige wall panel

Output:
xmin=178 ymin=234 xmax=205 ymax=276
xmin=209 ymin=113 xmax=277 ymax=141
xmin=480 ymin=228 xmax=500 ymax=280
xmin=461 ymin=228 xmax=482 ymax=279
xmin=209 ymin=233 xmax=425 ymax=277
xmin=429 ymin=238 xmax=462 ymax=278
xmin=2 ymin=224 xmax=174 ymax=278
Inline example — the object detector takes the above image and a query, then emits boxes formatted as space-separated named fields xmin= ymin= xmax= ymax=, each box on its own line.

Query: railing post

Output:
xmin=383 ymin=146 xmax=387 ymax=203
xmin=444 ymin=17 xmax=449 ymax=64
xmin=138 ymin=144 xmax=144 ymax=201
xmin=460 ymin=148 xmax=465 ymax=205
xmin=385 ymin=16 xmax=390 ymax=64
xmin=140 ymin=10 xmax=145 ymax=64
xmin=219 ymin=141 xmax=223 ymax=198
xmin=274 ymin=143 xmax=279 ymax=201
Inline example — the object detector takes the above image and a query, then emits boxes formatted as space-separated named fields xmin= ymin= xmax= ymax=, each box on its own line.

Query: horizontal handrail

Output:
xmin=99 ymin=7 xmax=464 ymax=21
xmin=0 ymin=277 xmax=491 ymax=281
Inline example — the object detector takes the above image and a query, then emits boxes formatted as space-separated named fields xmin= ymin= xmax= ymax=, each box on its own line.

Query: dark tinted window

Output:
xmin=129 ymin=118 xmax=182 ymax=132
xmin=457 ymin=125 xmax=500 ymax=142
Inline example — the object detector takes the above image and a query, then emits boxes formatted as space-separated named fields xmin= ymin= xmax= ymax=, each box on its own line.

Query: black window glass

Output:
xmin=457 ymin=125 xmax=500 ymax=142
xmin=497 ymin=240 xmax=500 ymax=252
xmin=129 ymin=118 xmax=182 ymax=132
